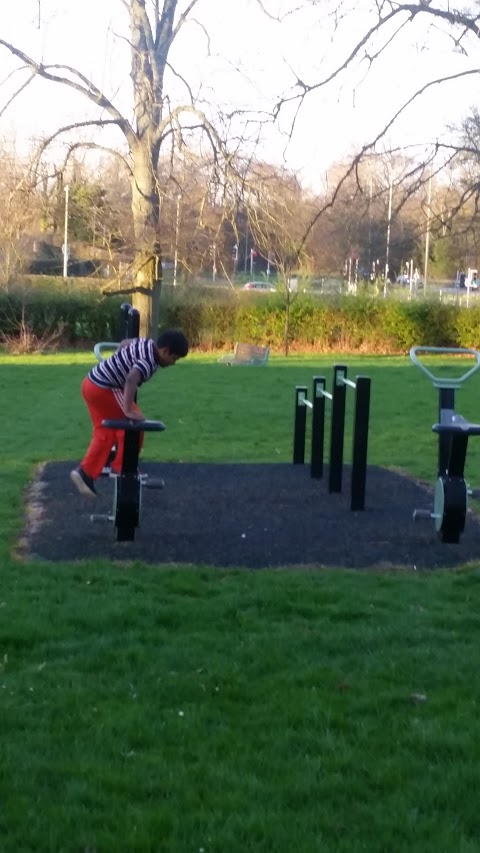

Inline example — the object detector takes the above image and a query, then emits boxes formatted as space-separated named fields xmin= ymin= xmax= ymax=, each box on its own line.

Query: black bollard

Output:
xmin=329 ymin=365 xmax=347 ymax=493
xmin=293 ymin=386 xmax=308 ymax=465
xmin=127 ymin=307 xmax=140 ymax=338
xmin=119 ymin=303 xmax=132 ymax=340
xmin=350 ymin=376 xmax=371 ymax=511
xmin=311 ymin=376 xmax=327 ymax=479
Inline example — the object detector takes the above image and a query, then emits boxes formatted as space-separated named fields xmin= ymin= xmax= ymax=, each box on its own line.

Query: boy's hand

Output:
xmin=124 ymin=409 xmax=145 ymax=421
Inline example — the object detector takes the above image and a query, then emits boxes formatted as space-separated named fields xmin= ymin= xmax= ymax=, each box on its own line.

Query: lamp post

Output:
xmin=62 ymin=184 xmax=69 ymax=278
xmin=384 ymin=176 xmax=393 ymax=298
xmin=173 ymin=192 xmax=181 ymax=287
xmin=232 ymin=243 xmax=238 ymax=278
xmin=212 ymin=242 xmax=217 ymax=282
xmin=424 ymin=169 xmax=432 ymax=289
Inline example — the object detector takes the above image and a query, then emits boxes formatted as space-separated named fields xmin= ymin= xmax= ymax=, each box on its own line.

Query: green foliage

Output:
xmin=455 ymin=305 xmax=480 ymax=348
xmin=2 ymin=355 xmax=480 ymax=851
xmin=0 ymin=285 xmax=124 ymax=344
xmin=2 ymin=282 xmax=480 ymax=353
xmin=381 ymin=301 xmax=459 ymax=351
xmin=69 ymin=182 xmax=107 ymax=243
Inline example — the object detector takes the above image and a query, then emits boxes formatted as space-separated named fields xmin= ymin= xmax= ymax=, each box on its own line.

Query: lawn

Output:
xmin=1 ymin=350 xmax=480 ymax=852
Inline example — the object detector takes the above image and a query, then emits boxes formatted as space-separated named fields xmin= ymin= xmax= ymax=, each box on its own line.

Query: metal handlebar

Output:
xmin=409 ymin=346 xmax=480 ymax=389
xmin=94 ymin=342 xmax=119 ymax=362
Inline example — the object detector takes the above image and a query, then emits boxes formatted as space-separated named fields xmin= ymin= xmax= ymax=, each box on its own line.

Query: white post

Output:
xmin=424 ymin=170 xmax=432 ymax=289
xmin=63 ymin=185 xmax=69 ymax=278
xmin=384 ymin=177 xmax=393 ymax=298
xmin=212 ymin=242 xmax=217 ymax=282
xmin=173 ymin=193 xmax=181 ymax=287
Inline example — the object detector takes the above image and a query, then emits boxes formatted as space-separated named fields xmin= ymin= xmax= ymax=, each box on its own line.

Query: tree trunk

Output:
xmin=130 ymin=141 xmax=162 ymax=337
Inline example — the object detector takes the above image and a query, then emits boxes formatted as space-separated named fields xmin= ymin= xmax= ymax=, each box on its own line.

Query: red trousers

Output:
xmin=80 ymin=377 xmax=144 ymax=479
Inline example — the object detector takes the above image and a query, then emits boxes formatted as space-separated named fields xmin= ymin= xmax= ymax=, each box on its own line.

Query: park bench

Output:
xmin=218 ymin=342 xmax=270 ymax=366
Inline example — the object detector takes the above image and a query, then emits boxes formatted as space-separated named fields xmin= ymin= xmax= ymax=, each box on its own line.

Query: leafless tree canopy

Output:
xmin=1 ymin=0 xmax=480 ymax=319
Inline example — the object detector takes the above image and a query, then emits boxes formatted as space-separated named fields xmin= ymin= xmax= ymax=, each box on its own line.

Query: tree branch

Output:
xmin=0 ymin=38 xmax=136 ymax=146
xmin=172 ymin=0 xmax=201 ymax=39
xmin=0 ymin=69 xmax=36 ymax=119
xmin=33 ymin=119 xmax=130 ymax=167
xmin=274 ymin=2 xmax=480 ymax=118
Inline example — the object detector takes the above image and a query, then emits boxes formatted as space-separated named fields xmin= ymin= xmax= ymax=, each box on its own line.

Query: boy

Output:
xmin=70 ymin=329 xmax=189 ymax=498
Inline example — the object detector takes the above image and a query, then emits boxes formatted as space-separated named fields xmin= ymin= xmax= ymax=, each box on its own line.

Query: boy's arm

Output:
xmin=123 ymin=367 xmax=145 ymax=420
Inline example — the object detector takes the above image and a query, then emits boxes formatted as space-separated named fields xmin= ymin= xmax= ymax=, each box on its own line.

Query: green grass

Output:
xmin=2 ymin=351 xmax=480 ymax=852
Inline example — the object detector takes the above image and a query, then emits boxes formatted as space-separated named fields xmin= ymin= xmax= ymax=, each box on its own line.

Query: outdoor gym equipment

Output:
xmin=410 ymin=346 xmax=480 ymax=543
xmin=91 ymin=417 xmax=165 ymax=542
xmin=94 ymin=303 xmax=141 ymax=469
xmin=94 ymin=303 xmax=140 ymax=362
xmin=90 ymin=302 xmax=164 ymax=541
xmin=293 ymin=365 xmax=371 ymax=511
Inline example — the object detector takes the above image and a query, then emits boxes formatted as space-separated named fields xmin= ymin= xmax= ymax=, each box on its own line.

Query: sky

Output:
xmin=0 ymin=0 xmax=478 ymax=191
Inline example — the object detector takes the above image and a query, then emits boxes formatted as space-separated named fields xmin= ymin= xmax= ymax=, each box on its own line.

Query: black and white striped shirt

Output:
xmin=89 ymin=338 xmax=159 ymax=389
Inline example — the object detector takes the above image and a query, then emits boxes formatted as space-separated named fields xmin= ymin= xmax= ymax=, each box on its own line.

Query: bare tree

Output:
xmin=0 ymin=140 xmax=40 ymax=283
xmin=268 ymin=0 xmax=480 ymax=268
xmin=0 ymin=1 xmax=235 ymax=335
xmin=244 ymin=161 xmax=317 ymax=354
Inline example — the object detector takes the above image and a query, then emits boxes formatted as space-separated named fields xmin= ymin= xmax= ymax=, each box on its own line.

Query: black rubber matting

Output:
xmin=18 ymin=461 xmax=480 ymax=570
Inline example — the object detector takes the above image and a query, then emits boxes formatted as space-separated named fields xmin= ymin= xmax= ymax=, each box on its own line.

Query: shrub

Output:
xmin=0 ymin=283 xmax=477 ymax=354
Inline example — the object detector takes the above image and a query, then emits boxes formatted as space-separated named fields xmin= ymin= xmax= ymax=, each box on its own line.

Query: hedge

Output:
xmin=1 ymin=283 xmax=479 ymax=354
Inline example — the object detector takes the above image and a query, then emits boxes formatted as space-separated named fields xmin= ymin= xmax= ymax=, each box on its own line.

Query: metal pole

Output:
xmin=329 ymin=365 xmax=347 ymax=493
xmin=127 ymin=307 xmax=140 ymax=338
xmin=351 ymin=376 xmax=371 ymax=511
xmin=424 ymin=170 xmax=432 ymax=289
xmin=119 ymin=303 xmax=132 ymax=340
xmin=293 ymin=386 xmax=308 ymax=465
xmin=438 ymin=387 xmax=456 ymax=477
xmin=311 ymin=376 xmax=326 ymax=479
xmin=173 ymin=193 xmax=181 ymax=287
xmin=63 ymin=185 xmax=69 ymax=278
xmin=384 ymin=177 xmax=393 ymax=298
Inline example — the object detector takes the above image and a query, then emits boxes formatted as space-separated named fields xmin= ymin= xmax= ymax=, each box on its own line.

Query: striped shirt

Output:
xmin=89 ymin=338 xmax=159 ymax=389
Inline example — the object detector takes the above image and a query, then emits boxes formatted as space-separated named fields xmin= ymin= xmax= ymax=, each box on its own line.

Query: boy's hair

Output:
xmin=156 ymin=329 xmax=189 ymax=358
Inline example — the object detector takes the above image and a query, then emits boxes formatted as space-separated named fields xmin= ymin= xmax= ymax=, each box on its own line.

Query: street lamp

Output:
xmin=212 ymin=242 xmax=217 ymax=282
xmin=232 ymin=243 xmax=238 ymax=278
xmin=62 ymin=184 xmax=69 ymax=278
xmin=424 ymin=169 xmax=432 ymax=289
xmin=384 ymin=176 xmax=393 ymax=298
xmin=173 ymin=193 xmax=181 ymax=287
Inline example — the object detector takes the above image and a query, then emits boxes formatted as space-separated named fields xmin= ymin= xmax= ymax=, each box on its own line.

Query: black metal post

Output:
xmin=116 ymin=430 xmax=142 ymax=542
xmin=351 ymin=376 xmax=371 ymax=511
xmin=293 ymin=386 xmax=308 ymax=464
xmin=119 ymin=303 xmax=132 ymax=340
xmin=128 ymin=307 xmax=140 ymax=338
xmin=311 ymin=376 xmax=326 ymax=479
xmin=438 ymin=387 xmax=456 ymax=477
xmin=329 ymin=365 xmax=347 ymax=492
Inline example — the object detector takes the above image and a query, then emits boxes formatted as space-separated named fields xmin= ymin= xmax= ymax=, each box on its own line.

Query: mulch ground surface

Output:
xmin=18 ymin=462 xmax=480 ymax=570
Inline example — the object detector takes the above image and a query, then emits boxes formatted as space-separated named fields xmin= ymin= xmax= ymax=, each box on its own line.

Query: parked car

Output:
xmin=243 ymin=281 xmax=276 ymax=292
xmin=395 ymin=273 xmax=423 ymax=288
xmin=455 ymin=269 xmax=478 ymax=289
xmin=467 ymin=269 xmax=478 ymax=289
